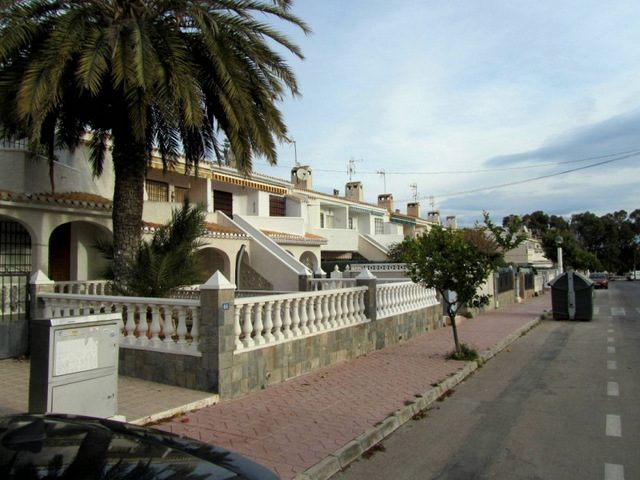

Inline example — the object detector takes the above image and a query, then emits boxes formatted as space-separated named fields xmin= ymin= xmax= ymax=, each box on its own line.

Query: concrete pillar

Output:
xmin=198 ymin=271 xmax=236 ymax=397
xmin=29 ymin=270 xmax=55 ymax=321
xmin=355 ymin=268 xmax=377 ymax=323
xmin=298 ymin=273 xmax=311 ymax=292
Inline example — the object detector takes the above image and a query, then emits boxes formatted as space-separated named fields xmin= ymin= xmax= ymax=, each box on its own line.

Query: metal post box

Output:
xmin=29 ymin=313 xmax=120 ymax=418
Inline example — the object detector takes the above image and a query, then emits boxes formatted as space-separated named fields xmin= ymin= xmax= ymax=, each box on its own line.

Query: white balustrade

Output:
xmin=309 ymin=278 xmax=356 ymax=291
xmin=233 ymin=286 xmax=369 ymax=353
xmin=376 ymin=282 xmax=439 ymax=319
xmin=38 ymin=293 xmax=201 ymax=356
xmin=53 ymin=280 xmax=111 ymax=295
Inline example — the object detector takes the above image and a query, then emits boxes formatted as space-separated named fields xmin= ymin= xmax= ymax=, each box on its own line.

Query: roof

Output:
xmin=261 ymin=229 xmax=328 ymax=246
xmin=142 ymin=221 xmax=249 ymax=240
xmin=0 ymin=190 xmax=112 ymax=210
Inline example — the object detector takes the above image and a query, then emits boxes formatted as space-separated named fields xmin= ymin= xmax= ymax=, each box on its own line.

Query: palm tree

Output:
xmin=0 ymin=0 xmax=309 ymax=283
xmin=96 ymin=198 xmax=208 ymax=297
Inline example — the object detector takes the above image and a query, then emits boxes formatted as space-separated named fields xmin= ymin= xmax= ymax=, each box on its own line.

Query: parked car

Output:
xmin=0 ymin=413 xmax=279 ymax=479
xmin=589 ymin=272 xmax=609 ymax=289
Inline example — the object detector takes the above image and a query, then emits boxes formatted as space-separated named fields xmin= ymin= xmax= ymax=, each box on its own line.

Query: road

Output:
xmin=331 ymin=281 xmax=640 ymax=480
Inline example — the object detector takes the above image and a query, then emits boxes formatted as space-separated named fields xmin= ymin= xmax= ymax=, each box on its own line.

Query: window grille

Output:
xmin=145 ymin=180 xmax=169 ymax=202
xmin=0 ymin=222 xmax=31 ymax=272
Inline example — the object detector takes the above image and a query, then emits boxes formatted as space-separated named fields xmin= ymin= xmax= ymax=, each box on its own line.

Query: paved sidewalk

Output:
xmin=0 ymin=358 xmax=219 ymax=424
xmin=153 ymin=295 xmax=552 ymax=480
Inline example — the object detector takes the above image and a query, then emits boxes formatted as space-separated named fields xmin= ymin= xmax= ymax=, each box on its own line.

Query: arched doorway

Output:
xmin=196 ymin=247 xmax=231 ymax=283
xmin=48 ymin=222 xmax=111 ymax=281
xmin=299 ymin=251 xmax=317 ymax=272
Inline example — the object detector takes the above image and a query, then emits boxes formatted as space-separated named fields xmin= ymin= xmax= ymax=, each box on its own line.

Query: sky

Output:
xmin=252 ymin=0 xmax=640 ymax=228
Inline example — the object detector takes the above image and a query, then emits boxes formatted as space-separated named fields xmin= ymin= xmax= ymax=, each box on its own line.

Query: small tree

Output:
xmin=400 ymin=214 xmax=524 ymax=357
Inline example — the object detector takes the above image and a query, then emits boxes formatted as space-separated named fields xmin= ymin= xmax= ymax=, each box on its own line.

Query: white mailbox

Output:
xmin=29 ymin=313 xmax=120 ymax=418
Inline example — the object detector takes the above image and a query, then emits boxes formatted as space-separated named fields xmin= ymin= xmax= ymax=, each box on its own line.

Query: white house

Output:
xmin=0 ymin=137 xmax=446 ymax=357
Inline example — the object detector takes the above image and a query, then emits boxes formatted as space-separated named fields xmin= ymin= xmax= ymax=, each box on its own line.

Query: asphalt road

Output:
xmin=331 ymin=281 xmax=640 ymax=480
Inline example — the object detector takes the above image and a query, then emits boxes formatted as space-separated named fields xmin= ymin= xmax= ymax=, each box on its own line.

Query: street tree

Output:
xmin=540 ymin=230 xmax=602 ymax=272
xmin=0 ymin=0 xmax=309 ymax=284
xmin=400 ymin=216 xmax=519 ymax=358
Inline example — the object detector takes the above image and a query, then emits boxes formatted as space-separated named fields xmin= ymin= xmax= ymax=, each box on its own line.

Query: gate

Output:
xmin=1 ymin=221 xmax=31 ymax=358
xmin=1 ymin=273 xmax=29 ymax=322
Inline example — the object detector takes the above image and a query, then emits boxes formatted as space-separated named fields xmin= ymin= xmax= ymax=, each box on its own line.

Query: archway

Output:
xmin=49 ymin=221 xmax=111 ymax=281
xmin=299 ymin=251 xmax=318 ymax=272
xmin=196 ymin=247 xmax=231 ymax=282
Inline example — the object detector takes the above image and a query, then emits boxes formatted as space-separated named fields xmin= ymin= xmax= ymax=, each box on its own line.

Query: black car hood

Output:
xmin=0 ymin=414 xmax=279 ymax=479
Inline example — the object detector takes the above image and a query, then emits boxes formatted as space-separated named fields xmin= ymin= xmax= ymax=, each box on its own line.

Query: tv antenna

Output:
xmin=348 ymin=157 xmax=363 ymax=181
xmin=284 ymin=136 xmax=298 ymax=166
xmin=377 ymin=169 xmax=386 ymax=193
xmin=410 ymin=183 xmax=418 ymax=202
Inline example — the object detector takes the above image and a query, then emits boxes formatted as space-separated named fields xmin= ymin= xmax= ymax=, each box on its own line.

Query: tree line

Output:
xmin=503 ymin=209 xmax=640 ymax=274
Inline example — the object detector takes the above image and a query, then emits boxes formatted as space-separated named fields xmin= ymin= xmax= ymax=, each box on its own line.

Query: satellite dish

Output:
xmin=296 ymin=168 xmax=308 ymax=180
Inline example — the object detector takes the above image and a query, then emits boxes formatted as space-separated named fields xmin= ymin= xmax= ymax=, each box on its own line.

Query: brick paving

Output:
xmin=153 ymin=295 xmax=551 ymax=480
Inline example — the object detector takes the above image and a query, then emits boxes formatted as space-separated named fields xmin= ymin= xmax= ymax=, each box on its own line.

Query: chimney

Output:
xmin=407 ymin=202 xmax=420 ymax=218
xmin=345 ymin=181 xmax=363 ymax=202
xmin=291 ymin=165 xmax=312 ymax=190
xmin=446 ymin=215 xmax=457 ymax=229
xmin=427 ymin=210 xmax=441 ymax=225
xmin=333 ymin=189 xmax=340 ymax=196
xmin=378 ymin=193 xmax=394 ymax=213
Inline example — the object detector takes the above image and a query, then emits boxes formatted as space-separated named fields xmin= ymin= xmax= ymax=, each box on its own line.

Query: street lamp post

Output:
xmin=555 ymin=236 xmax=564 ymax=273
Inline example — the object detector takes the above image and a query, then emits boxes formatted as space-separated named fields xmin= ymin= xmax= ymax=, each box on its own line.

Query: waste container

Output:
xmin=548 ymin=271 xmax=594 ymax=320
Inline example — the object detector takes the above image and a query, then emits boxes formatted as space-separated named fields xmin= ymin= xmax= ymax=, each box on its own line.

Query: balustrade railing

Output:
xmin=53 ymin=280 xmax=112 ymax=295
xmin=348 ymin=263 xmax=407 ymax=273
xmin=309 ymin=278 xmax=356 ymax=291
xmin=233 ymin=286 xmax=368 ymax=352
xmin=38 ymin=293 xmax=201 ymax=356
xmin=376 ymin=281 xmax=439 ymax=319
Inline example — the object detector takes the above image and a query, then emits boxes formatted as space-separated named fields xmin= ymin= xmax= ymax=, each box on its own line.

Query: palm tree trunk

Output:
xmin=111 ymin=137 xmax=147 ymax=285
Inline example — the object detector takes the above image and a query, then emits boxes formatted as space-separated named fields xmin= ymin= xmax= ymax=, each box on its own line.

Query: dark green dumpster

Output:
xmin=548 ymin=271 xmax=595 ymax=320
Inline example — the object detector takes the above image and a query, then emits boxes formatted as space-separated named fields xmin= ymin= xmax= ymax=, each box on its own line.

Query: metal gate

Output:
xmin=1 ymin=221 xmax=31 ymax=322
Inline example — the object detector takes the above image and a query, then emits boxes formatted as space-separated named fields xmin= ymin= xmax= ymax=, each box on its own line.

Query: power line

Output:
xmin=257 ymin=147 xmax=640 ymax=176
xmin=419 ymin=151 xmax=640 ymax=201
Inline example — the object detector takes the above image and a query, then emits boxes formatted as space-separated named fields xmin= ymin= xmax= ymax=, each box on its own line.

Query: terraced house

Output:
xmin=0 ymin=137 xmax=444 ymax=360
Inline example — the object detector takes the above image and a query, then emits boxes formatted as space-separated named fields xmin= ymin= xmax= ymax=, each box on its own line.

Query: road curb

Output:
xmin=131 ymin=395 xmax=220 ymax=426
xmin=294 ymin=313 xmax=545 ymax=480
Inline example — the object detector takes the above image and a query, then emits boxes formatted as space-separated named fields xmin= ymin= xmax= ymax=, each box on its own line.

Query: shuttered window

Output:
xmin=174 ymin=186 xmax=189 ymax=203
xmin=269 ymin=195 xmax=286 ymax=217
xmin=213 ymin=190 xmax=233 ymax=216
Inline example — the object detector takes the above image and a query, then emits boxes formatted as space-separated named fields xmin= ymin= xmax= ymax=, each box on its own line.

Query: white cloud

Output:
xmin=255 ymin=0 xmax=640 ymax=227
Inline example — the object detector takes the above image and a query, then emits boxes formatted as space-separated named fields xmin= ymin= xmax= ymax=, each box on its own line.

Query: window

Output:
xmin=173 ymin=186 xmax=189 ymax=203
xmin=375 ymin=218 xmax=384 ymax=234
xmin=348 ymin=217 xmax=354 ymax=229
xmin=213 ymin=190 xmax=233 ymax=216
xmin=269 ymin=195 xmax=286 ymax=217
xmin=320 ymin=210 xmax=334 ymax=228
xmin=145 ymin=180 xmax=169 ymax=202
